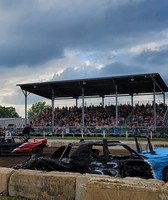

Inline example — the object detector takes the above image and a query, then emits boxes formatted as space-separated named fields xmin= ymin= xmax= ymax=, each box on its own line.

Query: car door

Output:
xmin=0 ymin=142 xmax=15 ymax=154
xmin=106 ymin=142 xmax=154 ymax=179
xmin=0 ymin=138 xmax=21 ymax=154
xmin=120 ymin=158 xmax=154 ymax=179
xmin=88 ymin=143 xmax=123 ymax=177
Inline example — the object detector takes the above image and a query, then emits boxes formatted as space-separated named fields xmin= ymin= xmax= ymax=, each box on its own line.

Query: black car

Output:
xmin=14 ymin=139 xmax=156 ymax=181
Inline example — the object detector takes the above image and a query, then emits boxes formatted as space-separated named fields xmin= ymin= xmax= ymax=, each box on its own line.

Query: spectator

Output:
xmin=32 ymin=103 xmax=167 ymax=131
xmin=22 ymin=124 xmax=35 ymax=139
xmin=5 ymin=128 xmax=12 ymax=142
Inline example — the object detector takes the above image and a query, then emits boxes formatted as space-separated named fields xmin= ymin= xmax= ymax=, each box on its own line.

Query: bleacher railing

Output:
xmin=15 ymin=124 xmax=168 ymax=138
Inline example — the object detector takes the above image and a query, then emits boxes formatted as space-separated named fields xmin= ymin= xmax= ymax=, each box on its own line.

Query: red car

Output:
xmin=0 ymin=136 xmax=47 ymax=155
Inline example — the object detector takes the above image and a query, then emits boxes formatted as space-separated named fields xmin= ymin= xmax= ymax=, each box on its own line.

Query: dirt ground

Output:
xmin=1 ymin=138 xmax=165 ymax=169
xmin=0 ymin=147 xmax=56 ymax=168
xmin=0 ymin=146 xmax=125 ymax=168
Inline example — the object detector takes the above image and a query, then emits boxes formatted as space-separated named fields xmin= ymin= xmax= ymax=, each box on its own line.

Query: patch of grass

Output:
xmin=0 ymin=197 xmax=27 ymax=200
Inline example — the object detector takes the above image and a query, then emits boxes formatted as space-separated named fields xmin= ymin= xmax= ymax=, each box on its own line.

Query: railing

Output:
xmin=14 ymin=124 xmax=168 ymax=138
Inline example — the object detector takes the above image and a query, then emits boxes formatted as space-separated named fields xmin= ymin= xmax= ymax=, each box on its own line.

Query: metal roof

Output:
xmin=17 ymin=73 xmax=168 ymax=100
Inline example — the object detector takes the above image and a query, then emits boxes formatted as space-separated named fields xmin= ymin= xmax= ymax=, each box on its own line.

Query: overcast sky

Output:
xmin=0 ymin=0 xmax=168 ymax=117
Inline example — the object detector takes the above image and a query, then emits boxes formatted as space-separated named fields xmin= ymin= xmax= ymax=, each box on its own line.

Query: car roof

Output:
xmin=68 ymin=139 xmax=140 ymax=156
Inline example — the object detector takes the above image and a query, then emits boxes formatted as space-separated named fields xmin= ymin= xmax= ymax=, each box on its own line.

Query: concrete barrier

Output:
xmin=8 ymin=170 xmax=79 ymax=200
xmin=0 ymin=167 xmax=14 ymax=196
xmin=1 ymin=167 xmax=168 ymax=200
xmin=76 ymin=176 xmax=168 ymax=200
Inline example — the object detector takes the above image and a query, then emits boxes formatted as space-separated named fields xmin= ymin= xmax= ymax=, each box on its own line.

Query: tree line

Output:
xmin=0 ymin=102 xmax=48 ymax=119
xmin=0 ymin=106 xmax=20 ymax=118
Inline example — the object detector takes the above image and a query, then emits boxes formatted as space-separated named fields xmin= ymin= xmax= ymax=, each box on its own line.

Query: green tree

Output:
xmin=28 ymin=101 xmax=50 ymax=121
xmin=0 ymin=106 xmax=20 ymax=118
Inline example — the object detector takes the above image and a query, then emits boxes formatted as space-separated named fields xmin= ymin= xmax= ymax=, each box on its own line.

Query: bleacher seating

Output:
xmin=30 ymin=103 xmax=168 ymax=136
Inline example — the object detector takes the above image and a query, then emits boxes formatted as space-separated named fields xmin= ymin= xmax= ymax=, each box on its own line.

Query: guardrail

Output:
xmin=14 ymin=125 xmax=168 ymax=138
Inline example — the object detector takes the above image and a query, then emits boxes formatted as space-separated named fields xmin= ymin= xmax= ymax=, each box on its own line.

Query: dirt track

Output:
xmin=0 ymin=147 xmax=56 ymax=168
xmin=1 ymin=139 xmax=168 ymax=169
xmin=0 ymin=146 xmax=124 ymax=168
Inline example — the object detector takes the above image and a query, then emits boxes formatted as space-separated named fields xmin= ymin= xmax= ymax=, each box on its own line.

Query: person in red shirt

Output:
xmin=22 ymin=124 xmax=35 ymax=139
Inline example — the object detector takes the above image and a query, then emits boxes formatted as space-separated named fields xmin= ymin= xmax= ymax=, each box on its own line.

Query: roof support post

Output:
xmin=75 ymin=98 xmax=78 ymax=107
xmin=131 ymin=94 xmax=134 ymax=107
xmin=115 ymin=84 xmax=119 ymax=135
xmin=151 ymin=75 xmax=166 ymax=105
xmin=81 ymin=85 xmax=85 ymax=137
xmin=153 ymin=80 xmax=156 ymax=130
xmin=21 ymin=90 xmax=29 ymax=125
xmin=151 ymin=75 xmax=165 ymax=94
xmin=163 ymin=93 xmax=166 ymax=105
xmin=51 ymin=88 xmax=55 ymax=134
xmin=102 ymin=96 xmax=104 ymax=107
xmin=25 ymin=91 xmax=28 ymax=125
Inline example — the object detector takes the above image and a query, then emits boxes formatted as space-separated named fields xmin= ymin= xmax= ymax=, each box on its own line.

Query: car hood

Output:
xmin=138 ymin=147 xmax=168 ymax=159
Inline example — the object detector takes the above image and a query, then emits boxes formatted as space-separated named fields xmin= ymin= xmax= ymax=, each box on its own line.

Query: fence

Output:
xmin=14 ymin=125 xmax=168 ymax=138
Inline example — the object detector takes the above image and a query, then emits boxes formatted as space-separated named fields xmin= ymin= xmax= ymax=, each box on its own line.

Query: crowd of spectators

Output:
xmin=32 ymin=103 xmax=167 ymax=131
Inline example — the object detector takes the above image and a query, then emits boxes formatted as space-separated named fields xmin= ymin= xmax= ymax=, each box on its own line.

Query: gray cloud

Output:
xmin=1 ymin=0 xmax=168 ymax=116
xmin=1 ymin=0 xmax=168 ymax=67
xmin=99 ymin=62 xmax=148 ymax=76
xmin=134 ymin=45 xmax=168 ymax=66
xmin=53 ymin=61 xmax=148 ymax=81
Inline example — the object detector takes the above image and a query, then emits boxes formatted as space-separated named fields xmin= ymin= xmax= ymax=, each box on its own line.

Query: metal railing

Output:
xmin=14 ymin=124 xmax=168 ymax=138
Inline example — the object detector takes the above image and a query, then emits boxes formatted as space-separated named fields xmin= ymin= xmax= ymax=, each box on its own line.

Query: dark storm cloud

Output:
xmin=1 ymin=0 xmax=168 ymax=67
xmin=134 ymin=45 xmax=168 ymax=66
xmin=53 ymin=61 xmax=147 ymax=81
xmin=0 ymin=44 xmax=63 ymax=66
xmin=99 ymin=62 xmax=148 ymax=76
xmin=132 ymin=46 xmax=168 ymax=84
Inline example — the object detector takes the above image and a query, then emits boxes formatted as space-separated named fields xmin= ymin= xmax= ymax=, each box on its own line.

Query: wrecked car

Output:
xmin=135 ymin=137 xmax=168 ymax=182
xmin=13 ymin=138 xmax=168 ymax=182
xmin=0 ymin=136 xmax=47 ymax=156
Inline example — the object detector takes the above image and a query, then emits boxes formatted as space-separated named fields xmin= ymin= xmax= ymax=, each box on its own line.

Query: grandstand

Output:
xmin=17 ymin=73 xmax=168 ymax=137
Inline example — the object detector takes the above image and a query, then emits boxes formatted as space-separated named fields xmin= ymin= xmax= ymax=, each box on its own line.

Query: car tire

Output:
xmin=163 ymin=167 xmax=168 ymax=182
xmin=32 ymin=146 xmax=43 ymax=156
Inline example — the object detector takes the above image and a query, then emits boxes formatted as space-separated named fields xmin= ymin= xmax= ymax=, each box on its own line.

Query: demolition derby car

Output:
xmin=0 ymin=136 xmax=47 ymax=155
xmin=14 ymin=137 xmax=168 ymax=182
